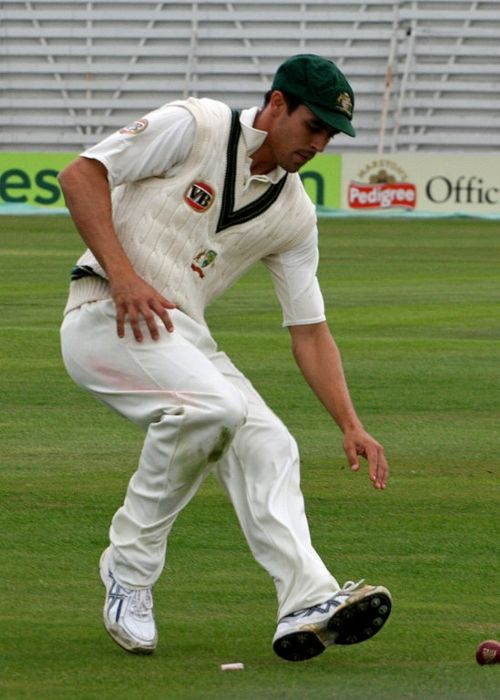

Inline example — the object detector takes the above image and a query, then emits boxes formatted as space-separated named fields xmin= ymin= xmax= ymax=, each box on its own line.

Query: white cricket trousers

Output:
xmin=60 ymin=299 xmax=338 ymax=618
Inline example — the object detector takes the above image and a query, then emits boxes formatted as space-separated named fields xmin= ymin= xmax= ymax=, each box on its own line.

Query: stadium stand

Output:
xmin=0 ymin=0 xmax=499 ymax=152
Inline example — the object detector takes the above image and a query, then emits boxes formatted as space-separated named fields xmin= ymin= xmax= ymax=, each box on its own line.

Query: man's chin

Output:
xmin=294 ymin=155 xmax=315 ymax=172
xmin=281 ymin=160 xmax=304 ymax=174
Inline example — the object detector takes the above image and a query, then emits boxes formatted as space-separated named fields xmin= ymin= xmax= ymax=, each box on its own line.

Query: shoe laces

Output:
xmin=283 ymin=579 xmax=366 ymax=621
xmin=335 ymin=579 xmax=365 ymax=599
xmin=288 ymin=580 xmax=362 ymax=619
xmin=129 ymin=588 xmax=154 ymax=620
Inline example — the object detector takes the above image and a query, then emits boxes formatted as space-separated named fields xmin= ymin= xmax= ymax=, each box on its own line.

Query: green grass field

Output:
xmin=1 ymin=214 xmax=499 ymax=699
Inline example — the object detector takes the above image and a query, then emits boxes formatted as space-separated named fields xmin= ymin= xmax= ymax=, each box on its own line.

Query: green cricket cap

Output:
xmin=271 ymin=54 xmax=356 ymax=137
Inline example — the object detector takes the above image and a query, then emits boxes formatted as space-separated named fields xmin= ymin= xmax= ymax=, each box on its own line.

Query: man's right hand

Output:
xmin=58 ymin=157 xmax=176 ymax=343
xmin=109 ymin=272 xmax=177 ymax=342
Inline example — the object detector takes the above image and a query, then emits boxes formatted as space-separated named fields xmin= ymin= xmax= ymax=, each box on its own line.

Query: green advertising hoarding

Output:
xmin=0 ymin=152 xmax=77 ymax=211
xmin=300 ymin=153 xmax=342 ymax=210
xmin=0 ymin=151 xmax=341 ymax=213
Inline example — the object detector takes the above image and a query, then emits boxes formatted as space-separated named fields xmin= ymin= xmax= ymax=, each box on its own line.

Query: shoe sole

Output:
xmin=104 ymin=622 xmax=156 ymax=655
xmin=273 ymin=630 xmax=326 ymax=662
xmin=273 ymin=586 xmax=392 ymax=662
xmin=99 ymin=549 xmax=157 ymax=655
xmin=328 ymin=587 xmax=392 ymax=645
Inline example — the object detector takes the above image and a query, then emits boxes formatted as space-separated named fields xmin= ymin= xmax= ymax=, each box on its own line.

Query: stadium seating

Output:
xmin=1 ymin=0 xmax=499 ymax=152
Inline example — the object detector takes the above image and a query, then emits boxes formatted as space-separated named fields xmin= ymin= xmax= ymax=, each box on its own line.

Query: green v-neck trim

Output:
xmin=216 ymin=110 xmax=288 ymax=233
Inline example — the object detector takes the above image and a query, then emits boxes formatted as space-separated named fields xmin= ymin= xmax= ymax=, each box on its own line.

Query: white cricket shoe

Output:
xmin=273 ymin=579 xmax=392 ymax=662
xmin=99 ymin=547 xmax=158 ymax=654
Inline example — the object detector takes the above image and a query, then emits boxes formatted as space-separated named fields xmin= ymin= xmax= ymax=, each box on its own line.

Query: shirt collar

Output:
xmin=240 ymin=107 xmax=286 ymax=184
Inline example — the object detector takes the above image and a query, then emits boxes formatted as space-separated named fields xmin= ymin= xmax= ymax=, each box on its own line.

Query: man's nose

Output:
xmin=311 ymin=132 xmax=330 ymax=152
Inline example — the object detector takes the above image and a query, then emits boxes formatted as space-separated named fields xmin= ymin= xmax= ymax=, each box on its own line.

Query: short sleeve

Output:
xmin=80 ymin=105 xmax=196 ymax=188
xmin=262 ymin=226 xmax=326 ymax=326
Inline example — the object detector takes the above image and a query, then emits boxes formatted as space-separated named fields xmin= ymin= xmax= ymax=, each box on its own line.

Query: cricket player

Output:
xmin=59 ymin=54 xmax=392 ymax=662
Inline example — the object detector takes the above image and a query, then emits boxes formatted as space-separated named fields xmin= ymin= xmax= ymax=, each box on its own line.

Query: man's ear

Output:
xmin=269 ymin=90 xmax=287 ymax=115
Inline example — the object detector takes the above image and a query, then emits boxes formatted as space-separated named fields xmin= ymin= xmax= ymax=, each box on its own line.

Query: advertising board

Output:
xmin=1 ymin=152 xmax=499 ymax=217
xmin=0 ymin=152 xmax=77 ymax=209
xmin=341 ymin=154 xmax=500 ymax=216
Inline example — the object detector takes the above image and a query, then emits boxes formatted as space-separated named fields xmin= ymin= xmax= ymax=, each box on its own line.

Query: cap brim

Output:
xmin=304 ymin=101 xmax=356 ymax=137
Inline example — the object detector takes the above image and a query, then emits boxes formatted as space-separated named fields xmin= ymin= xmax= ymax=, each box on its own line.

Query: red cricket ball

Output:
xmin=476 ymin=639 xmax=500 ymax=665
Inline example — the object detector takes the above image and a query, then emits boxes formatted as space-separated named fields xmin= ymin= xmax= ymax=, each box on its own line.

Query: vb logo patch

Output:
xmin=185 ymin=182 xmax=215 ymax=212
xmin=120 ymin=118 xmax=148 ymax=135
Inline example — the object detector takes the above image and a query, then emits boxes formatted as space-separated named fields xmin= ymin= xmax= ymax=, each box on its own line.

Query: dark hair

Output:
xmin=263 ymin=89 xmax=303 ymax=114
xmin=262 ymin=89 xmax=341 ymax=136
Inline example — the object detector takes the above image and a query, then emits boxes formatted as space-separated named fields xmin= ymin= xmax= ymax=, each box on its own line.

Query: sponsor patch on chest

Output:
xmin=184 ymin=182 xmax=216 ymax=212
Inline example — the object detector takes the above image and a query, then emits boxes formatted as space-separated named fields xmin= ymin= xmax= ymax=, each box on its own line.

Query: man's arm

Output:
xmin=288 ymin=321 xmax=389 ymax=489
xmin=58 ymin=156 xmax=176 ymax=342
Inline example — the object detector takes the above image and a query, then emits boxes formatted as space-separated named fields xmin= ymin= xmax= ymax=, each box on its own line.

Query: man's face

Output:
xmin=267 ymin=99 xmax=339 ymax=173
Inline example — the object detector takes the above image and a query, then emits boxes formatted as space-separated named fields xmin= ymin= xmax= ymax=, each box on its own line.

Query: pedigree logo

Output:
xmin=348 ymin=160 xmax=417 ymax=210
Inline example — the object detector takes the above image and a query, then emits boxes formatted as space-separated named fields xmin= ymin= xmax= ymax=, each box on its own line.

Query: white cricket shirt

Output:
xmin=81 ymin=105 xmax=326 ymax=326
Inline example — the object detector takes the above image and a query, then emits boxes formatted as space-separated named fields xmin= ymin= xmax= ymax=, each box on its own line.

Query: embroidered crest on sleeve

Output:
xmin=184 ymin=182 xmax=216 ymax=212
xmin=191 ymin=249 xmax=218 ymax=278
xmin=120 ymin=118 xmax=149 ymax=135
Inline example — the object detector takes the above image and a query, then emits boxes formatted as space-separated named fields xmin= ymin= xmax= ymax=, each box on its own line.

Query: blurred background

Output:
xmin=1 ymin=0 xmax=499 ymax=154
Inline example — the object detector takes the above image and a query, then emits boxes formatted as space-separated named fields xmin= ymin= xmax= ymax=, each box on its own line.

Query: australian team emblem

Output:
xmin=185 ymin=182 xmax=216 ymax=212
xmin=336 ymin=92 xmax=353 ymax=118
xmin=191 ymin=249 xmax=218 ymax=278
